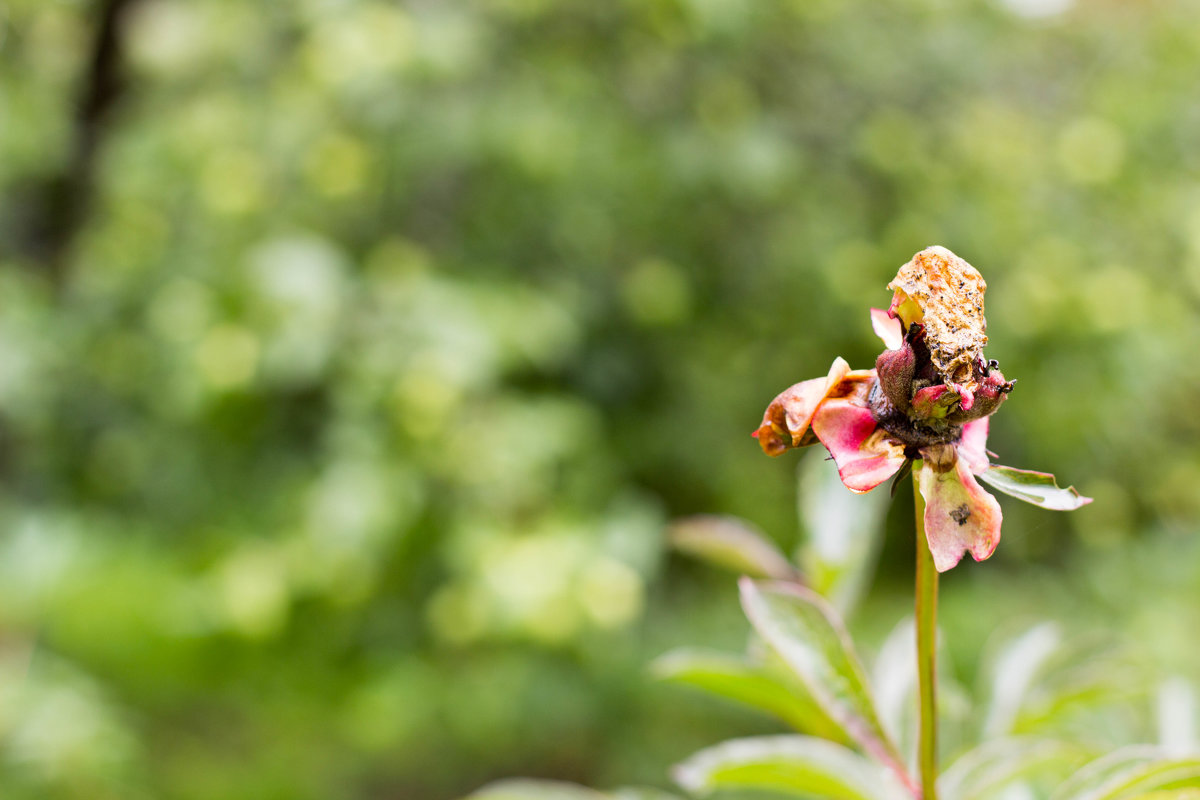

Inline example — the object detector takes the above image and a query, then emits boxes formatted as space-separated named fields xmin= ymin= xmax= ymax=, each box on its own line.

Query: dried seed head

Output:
xmin=888 ymin=246 xmax=988 ymax=395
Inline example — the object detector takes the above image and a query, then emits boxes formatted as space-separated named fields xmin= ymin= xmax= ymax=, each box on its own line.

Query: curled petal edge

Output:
xmin=753 ymin=358 xmax=852 ymax=456
xmin=918 ymin=453 xmax=1003 ymax=572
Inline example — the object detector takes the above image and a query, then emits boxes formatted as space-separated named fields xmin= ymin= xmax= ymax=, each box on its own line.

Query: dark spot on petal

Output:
xmin=950 ymin=504 xmax=971 ymax=526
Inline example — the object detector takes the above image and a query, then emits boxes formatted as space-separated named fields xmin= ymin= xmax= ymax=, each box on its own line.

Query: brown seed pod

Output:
xmin=888 ymin=246 xmax=988 ymax=395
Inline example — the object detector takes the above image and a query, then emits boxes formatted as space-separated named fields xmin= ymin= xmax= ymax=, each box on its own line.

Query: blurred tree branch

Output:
xmin=13 ymin=0 xmax=144 ymax=281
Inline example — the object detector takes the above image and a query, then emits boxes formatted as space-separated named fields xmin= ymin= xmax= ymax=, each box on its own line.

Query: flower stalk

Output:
xmin=913 ymin=461 xmax=939 ymax=800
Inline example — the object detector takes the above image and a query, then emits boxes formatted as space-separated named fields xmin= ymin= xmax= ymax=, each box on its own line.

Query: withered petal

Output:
xmin=753 ymin=357 xmax=852 ymax=456
xmin=917 ymin=451 xmax=1003 ymax=572
xmin=888 ymin=246 xmax=989 ymax=396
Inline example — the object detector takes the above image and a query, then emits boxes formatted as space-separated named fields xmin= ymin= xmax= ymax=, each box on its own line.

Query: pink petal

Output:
xmin=910 ymin=384 xmax=957 ymax=420
xmin=949 ymin=383 xmax=975 ymax=412
xmin=917 ymin=452 xmax=1003 ymax=572
xmin=957 ymin=418 xmax=990 ymax=474
xmin=754 ymin=358 xmax=852 ymax=456
xmin=871 ymin=308 xmax=904 ymax=350
xmin=812 ymin=394 xmax=906 ymax=493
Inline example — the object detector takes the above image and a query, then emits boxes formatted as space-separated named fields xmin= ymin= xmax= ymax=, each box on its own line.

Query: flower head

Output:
xmin=754 ymin=246 xmax=1091 ymax=572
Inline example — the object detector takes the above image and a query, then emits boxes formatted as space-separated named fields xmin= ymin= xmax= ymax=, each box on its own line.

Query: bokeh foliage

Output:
xmin=0 ymin=0 xmax=1199 ymax=797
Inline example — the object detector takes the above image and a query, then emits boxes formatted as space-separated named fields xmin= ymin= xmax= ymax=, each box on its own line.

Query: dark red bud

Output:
xmin=875 ymin=342 xmax=915 ymax=414
xmin=947 ymin=366 xmax=1013 ymax=423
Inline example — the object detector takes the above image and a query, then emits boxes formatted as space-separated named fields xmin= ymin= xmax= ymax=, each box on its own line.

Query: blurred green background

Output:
xmin=1 ymin=0 xmax=1199 ymax=797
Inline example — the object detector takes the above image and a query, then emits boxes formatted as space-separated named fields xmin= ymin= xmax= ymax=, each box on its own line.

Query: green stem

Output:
xmin=913 ymin=461 xmax=939 ymax=800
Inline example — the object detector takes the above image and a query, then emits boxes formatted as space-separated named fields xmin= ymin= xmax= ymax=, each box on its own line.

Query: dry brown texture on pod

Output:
xmin=888 ymin=246 xmax=988 ymax=394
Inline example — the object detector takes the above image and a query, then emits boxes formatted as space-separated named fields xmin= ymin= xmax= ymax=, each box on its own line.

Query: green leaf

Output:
xmin=673 ymin=735 xmax=911 ymax=800
xmin=651 ymin=648 xmax=843 ymax=738
xmin=940 ymin=738 xmax=1089 ymax=800
xmin=467 ymin=781 xmax=682 ymax=800
xmin=1051 ymin=749 xmax=1162 ymax=800
xmin=467 ymin=778 xmax=609 ymax=800
xmin=981 ymin=623 xmax=1062 ymax=739
xmin=977 ymin=466 xmax=1092 ymax=511
xmin=1157 ymin=677 xmax=1198 ymax=753
xmin=738 ymin=579 xmax=911 ymax=786
xmin=669 ymin=515 xmax=798 ymax=580
xmin=795 ymin=449 xmax=889 ymax=616
xmin=1050 ymin=748 xmax=1200 ymax=800
xmin=611 ymin=789 xmax=685 ymax=800
xmin=1095 ymin=758 xmax=1200 ymax=799
xmin=870 ymin=617 xmax=916 ymax=759
xmin=1007 ymin=661 xmax=1133 ymax=737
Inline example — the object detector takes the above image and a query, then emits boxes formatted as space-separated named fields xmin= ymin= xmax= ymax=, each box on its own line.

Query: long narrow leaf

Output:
xmin=612 ymin=790 xmax=685 ymax=800
xmin=940 ymin=738 xmax=1089 ymax=800
xmin=795 ymin=449 xmax=888 ymax=616
xmin=871 ymin=617 xmax=917 ymax=761
xmin=1050 ymin=748 xmax=1167 ymax=800
xmin=669 ymin=515 xmax=798 ymax=580
xmin=673 ymin=735 xmax=911 ymax=800
xmin=1089 ymin=757 xmax=1200 ymax=799
xmin=738 ymin=579 xmax=912 ymax=790
xmin=652 ymin=648 xmax=842 ymax=737
xmin=468 ymin=781 xmax=683 ymax=800
xmin=468 ymin=779 xmax=609 ymax=799
xmin=1158 ymin=677 xmax=1198 ymax=755
xmin=981 ymin=623 xmax=1062 ymax=739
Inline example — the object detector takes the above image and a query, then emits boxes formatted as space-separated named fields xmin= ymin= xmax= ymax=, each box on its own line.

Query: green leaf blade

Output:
xmin=738 ymin=579 xmax=912 ymax=788
xmin=796 ymin=449 xmax=889 ymax=616
xmin=1050 ymin=748 xmax=1200 ymax=800
xmin=467 ymin=778 xmax=610 ymax=800
xmin=669 ymin=515 xmax=798 ymax=579
xmin=467 ymin=780 xmax=683 ymax=800
xmin=673 ymin=735 xmax=910 ymax=800
xmin=940 ymin=737 xmax=1090 ymax=800
xmin=1096 ymin=757 xmax=1200 ymax=799
xmin=981 ymin=623 xmax=1063 ymax=739
xmin=977 ymin=466 xmax=1092 ymax=511
xmin=651 ymin=648 xmax=843 ymax=738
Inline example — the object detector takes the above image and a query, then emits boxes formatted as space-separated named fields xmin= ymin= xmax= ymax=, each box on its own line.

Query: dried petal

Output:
xmin=917 ymin=448 xmax=1003 ymax=572
xmin=870 ymin=308 xmax=903 ymax=351
xmin=754 ymin=358 xmax=852 ymax=456
xmin=812 ymin=378 xmax=907 ymax=493
xmin=888 ymin=246 xmax=988 ymax=396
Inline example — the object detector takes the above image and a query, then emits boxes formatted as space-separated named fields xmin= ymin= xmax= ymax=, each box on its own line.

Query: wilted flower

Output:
xmin=754 ymin=246 xmax=1090 ymax=571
